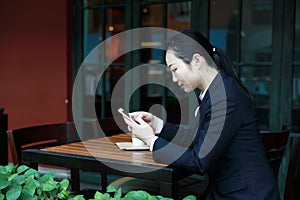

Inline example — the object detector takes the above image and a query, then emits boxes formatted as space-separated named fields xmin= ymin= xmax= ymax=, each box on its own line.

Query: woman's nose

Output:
xmin=172 ymin=74 xmax=178 ymax=82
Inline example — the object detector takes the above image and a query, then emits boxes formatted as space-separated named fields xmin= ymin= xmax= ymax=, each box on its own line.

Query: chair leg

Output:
xmin=70 ymin=168 xmax=80 ymax=192
xmin=101 ymin=173 xmax=108 ymax=192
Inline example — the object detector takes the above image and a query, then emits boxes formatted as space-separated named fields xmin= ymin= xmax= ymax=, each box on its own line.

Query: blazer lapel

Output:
xmin=199 ymin=70 xmax=228 ymax=126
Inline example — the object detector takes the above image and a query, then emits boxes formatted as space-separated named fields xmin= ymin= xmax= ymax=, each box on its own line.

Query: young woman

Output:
xmin=123 ymin=29 xmax=280 ymax=200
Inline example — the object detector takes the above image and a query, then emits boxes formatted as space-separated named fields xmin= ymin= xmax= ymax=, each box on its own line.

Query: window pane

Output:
xmin=141 ymin=4 xmax=163 ymax=27
xmin=84 ymin=0 xmax=101 ymax=6
xmin=84 ymin=0 xmax=125 ymax=6
xmin=210 ymin=0 xmax=239 ymax=61
xmin=292 ymin=0 xmax=300 ymax=132
xmin=240 ymin=66 xmax=271 ymax=130
xmin=292 ymin=66 xmax=300 ymax=132
xmin=167 ymin=2 xmax=191 ymax=30
xmin=295 ymin=0 xmax=300 ymax=61
xmin=83 ymin=6 xmax=126 ymax=117
xmin=84 ymin=7 xmax=125 ymax=56
xmin=241 ymin=0 xmax=273 ymax=62
xmin=84 ymin=9 xmax=102 ymax=56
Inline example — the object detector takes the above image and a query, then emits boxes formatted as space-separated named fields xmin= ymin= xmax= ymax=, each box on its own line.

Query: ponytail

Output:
xmin=213 ymin=47 xmax=253 ymax=101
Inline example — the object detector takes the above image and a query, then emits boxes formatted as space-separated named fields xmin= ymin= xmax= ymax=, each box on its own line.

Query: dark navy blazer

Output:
xmin=152 ymin=70 xmax=280 ymax=199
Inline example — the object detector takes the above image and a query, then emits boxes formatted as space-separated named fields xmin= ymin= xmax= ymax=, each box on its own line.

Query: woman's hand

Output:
xmin=129 ymin=111 xmax=162 ymax=131
xmin=130 ymin=116 xmax=157 ymax=146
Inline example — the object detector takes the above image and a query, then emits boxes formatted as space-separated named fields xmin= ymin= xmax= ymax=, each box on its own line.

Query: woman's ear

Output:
xmin=192 ymin=53 xmax=203 ymax=70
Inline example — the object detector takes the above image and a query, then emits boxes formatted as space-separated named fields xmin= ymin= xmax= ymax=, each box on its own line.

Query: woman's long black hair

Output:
xmin=167 ymin=29 xmax=252 ymax=99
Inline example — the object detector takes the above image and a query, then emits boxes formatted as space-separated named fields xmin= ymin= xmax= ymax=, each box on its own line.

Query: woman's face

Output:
xmin=165 ymin=50 xmax=201 ymax=92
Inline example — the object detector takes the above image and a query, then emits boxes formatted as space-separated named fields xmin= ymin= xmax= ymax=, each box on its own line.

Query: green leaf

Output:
xmin=114 ymin=188 xmax=122 ymax=199
xmin=135 ymin=190 xmax=150 ymax=199
xmin=0 ymin=180 xmax=9 ymax=190
xmin=38 ymin=172 xmax=56 ymax=183
xmin=72 ymin=195 xmax=85 ymax=200
xmin=59 ymin=179 xmax=69 ymax=190
xmin=24 ymin=168 xmax=39 ymax=177
xmin=106 ymin=185 xmax=117 ymax=193
xmin=61 ymin=189 xmax=69 ymax=196
xmin=13 ymin=174 xmax=27 ymax=185
xmin=145 ymin=195 xmax=158 ymax=200
xmin=94 ymin=191 xmax=104 ymax=200
xmin=42 ymin=179 xmax=58 ymax=192
xmin=7 ymin=173 xmax=18 ymax=182
xmin=103 ymin=193 xmax=111 ymax=200
xmin=18 ymin=192 xmax=38 ymax=200
xmin=124 ymin=190 xmax=150 ymax=200
xmin=0 ymin=166 xmax=7 ymax=174
xmin=182 ymin=195 xmax=196 ymax=200
xmin=0 ymin=193 xmax=4 ymax=200
xmin=36 ymin=187 xmax=42 ymax=196
xmin=5 ymin=164 xmax=15 ymax=173
xmin=22 ymin=177 xmax=37 ymax=197
xmin=16 ymin=165 xmax=29 ymax=174
xmin=57 ymin=192 xmax=65 ymax=199
xmin=6 ymin=185 xmax=22 ymax=200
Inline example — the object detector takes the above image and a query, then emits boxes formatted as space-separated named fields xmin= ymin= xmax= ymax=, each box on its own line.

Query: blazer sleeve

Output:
xmin=158 ymin=121 xmax=199 ymax=147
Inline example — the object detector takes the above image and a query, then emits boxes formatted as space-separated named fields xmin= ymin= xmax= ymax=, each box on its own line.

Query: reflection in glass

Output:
xmin=210 ymin=0 xmax=239 ymax=61
xmin=84 ymin=9 xmax=102 ymax=56
xmin=241 ymin=0 xmax=273 ymax=62
xmin=84 ymin=0 xmax=125 ymax=6
xmin=83 ymin=5 xmax=126 ymax=117
xmin=295 ymin=0 xmax=300 ymax=61
xmin=141 ymin=4 xmax=163 ymax=27
xmin=292 ymin=66 xmax=300 ymax=132
xmin=84 ymin=0 xmax=101 ymax=6
xmin=167 ymin=2 xmax=191 ymax=30
xmin=240 ymin=66 xmax=270 ymax=129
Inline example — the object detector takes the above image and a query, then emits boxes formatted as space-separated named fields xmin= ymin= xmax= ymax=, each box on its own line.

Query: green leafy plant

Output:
xmin=92 ymin=186 xmax=196 ymax=200
xmin=0 ymin=164 xmax=83 ymax=200
xmin=0 ymin=164 xmax=196 ymax=200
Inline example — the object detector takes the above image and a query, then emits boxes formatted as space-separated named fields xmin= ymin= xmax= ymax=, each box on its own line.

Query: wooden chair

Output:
xmin=6 ymin=122 xmax=80 ymax=191
xmin=261 ymin=125 xmax=290 ymax=179
xmin=284 ymin=136 xmax=300 ymax=200
xmin=0 ymin=107 xmax=8 ymax=166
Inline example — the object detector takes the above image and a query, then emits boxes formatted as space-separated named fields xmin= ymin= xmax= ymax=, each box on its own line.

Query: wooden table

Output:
xmin=22 ymin=133 xmax=191 ymax=199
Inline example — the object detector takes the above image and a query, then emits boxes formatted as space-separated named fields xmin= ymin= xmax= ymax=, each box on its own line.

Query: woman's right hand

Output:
xmin=129 ymin=111 xmax=162 ymax=131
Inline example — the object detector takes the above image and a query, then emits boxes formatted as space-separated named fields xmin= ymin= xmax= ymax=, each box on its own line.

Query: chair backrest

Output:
xmin=284 ymin=136 xmax=300 ymax=200
xmin=0 ymin=108 xmax=8 ymax=165
xmin=261 ymin=126 xmax=290 ymax=179
xmin=7 ymin=121 xmax=77 ymax=165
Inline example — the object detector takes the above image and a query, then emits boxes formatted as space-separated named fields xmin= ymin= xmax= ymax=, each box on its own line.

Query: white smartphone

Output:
xmin=118 ymin=108 xmax=138 ymax=124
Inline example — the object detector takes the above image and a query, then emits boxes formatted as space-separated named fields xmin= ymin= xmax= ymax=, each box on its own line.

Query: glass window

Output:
xmin=241 ymin=0 xmax=273 ymax=62
xmin=295 ymin=0 xmax=300 ymax=61
xmin=292 ymin=67 xmax=300 ymax=132
xmin=84 ymin=0 xmax=101 ymax=6
xmin=135 ymin=1 xmax=191 ymax=124
xmin=84 ymin=0 xmax=125 ymax=6
xmin=240 ymin=66 xmax=271 ymax=129
xmin=210 ymin=0 xmax=274 ymax=130
xmin=167 ymin=2 xmax=191 ymax=30
xmin=141 ymin=4 xmax=164 ymax=27
xmin=292 ymin=0 xmax=300 ymax=132
xmin=82 ymin=4 xmax=126 ymax=117
xmin=210 ymin=0 xmax=239 ymax=61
